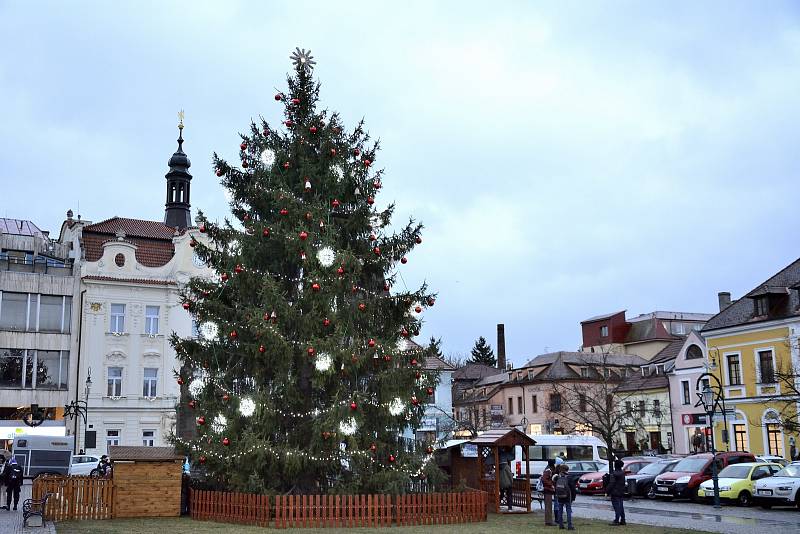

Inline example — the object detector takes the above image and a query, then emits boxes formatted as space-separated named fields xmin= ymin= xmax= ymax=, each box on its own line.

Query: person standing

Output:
xmin=554 ymin=464 xmax=576 ymax=530
xmin=606 ymin=459 xmax=626 ymax=526
xmin=2 ymin=458 xmax=23 ymax=511
xmin=499 ymin=459 xmax=513 ymax=511
xmin=542 ymin=459 xmax=557 ymax=526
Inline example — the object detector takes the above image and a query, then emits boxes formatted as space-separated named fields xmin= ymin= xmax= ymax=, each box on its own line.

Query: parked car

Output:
xmin=697 ymin=462 xmax=781 ymax=506
xmin=756 ymin=455 xmax=789 ymax=467
xmin=578 ymin=458 xmax=656 ymax=495
xmin=754 ymin=463 xmax=800 ymax=508
xmin=653 ymin=451 xmax=756 ymax=500
xmin=69 ymin=454 xmax=102 ymax=476
xmin=563 ymin=460 xmax=606 ymax=488
xmin=626 ymin=459 xmax=679 ymax=498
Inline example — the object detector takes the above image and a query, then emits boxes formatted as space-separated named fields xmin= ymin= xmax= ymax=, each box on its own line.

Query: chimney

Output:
xmin=497 ymin=323 xmax=506 ymax=370
xmin=718 ymin=292 xmax=732 ymax=312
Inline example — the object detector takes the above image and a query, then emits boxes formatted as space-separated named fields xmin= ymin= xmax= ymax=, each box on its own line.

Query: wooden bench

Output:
xmin=22 ymin=492 xmax=52 ymax=527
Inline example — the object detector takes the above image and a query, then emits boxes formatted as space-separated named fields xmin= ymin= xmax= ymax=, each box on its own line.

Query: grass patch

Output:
xmin=56 ymin=514 xmax=697 ymax=534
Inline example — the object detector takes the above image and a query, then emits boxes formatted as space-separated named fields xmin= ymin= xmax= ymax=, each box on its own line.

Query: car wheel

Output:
xmin=644 ymin=484 xmax=656 ymax=499
xmin=89 ymin=468 xmax=101 ymax=478
xmin=737 ymin=491 xmax=752 ymax=507
xmin=795 ymin=493 xmax=800 ymax=509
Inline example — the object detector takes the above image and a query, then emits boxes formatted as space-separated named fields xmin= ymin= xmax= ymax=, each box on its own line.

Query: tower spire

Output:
xmin=164 ymin=111 xmax=193 ymax=229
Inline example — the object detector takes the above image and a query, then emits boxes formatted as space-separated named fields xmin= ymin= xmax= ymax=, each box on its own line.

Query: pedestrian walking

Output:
xmin=554 ymin=456 xmax=565 ymax=524
xmin=499 ymin=459 xmax=513 ymax=511
xmin=542 ymin=458 xmax=557 ymax=526
xmin=606 ymin=459 xmax=626 ymax=526
xmin=1 ymin=457 xmax=23 ymax=511
xmin=0 ymin=455 xmax=5 ymax=501
xmin=554 ymin=464 xmax=576 ymax=530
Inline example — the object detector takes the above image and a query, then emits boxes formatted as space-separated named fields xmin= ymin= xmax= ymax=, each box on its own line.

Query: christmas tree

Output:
xmin=172 ymin=49 xmax=440 ymax=494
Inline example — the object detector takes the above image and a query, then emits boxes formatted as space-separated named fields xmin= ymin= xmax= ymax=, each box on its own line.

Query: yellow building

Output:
xmin=702 ymin=264 xmax=800 ymax=459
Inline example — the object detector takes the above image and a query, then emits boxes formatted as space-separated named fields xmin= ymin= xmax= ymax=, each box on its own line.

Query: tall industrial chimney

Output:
xmin=497 ymin=323 xmax=506 ymax=370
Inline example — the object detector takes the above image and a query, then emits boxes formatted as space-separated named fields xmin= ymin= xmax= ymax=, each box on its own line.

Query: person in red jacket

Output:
xmin=541 ymin=459 xmax=556 ymax=526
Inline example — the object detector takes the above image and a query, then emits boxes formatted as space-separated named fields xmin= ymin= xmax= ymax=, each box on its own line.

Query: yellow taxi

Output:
xmin=697 ymin=462 xmax=782 ymax=506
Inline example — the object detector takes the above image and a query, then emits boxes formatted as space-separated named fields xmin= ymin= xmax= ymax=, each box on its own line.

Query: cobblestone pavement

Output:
xmin=571 ymin=495 xmax=800 ymax=533
xmin=0 ymin=481 xmax=56 ymax=534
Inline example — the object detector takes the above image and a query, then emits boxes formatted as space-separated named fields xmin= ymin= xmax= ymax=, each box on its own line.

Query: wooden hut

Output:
xmin=470 ymin=428 xmax=536 ymax=514
xmin=109 ymin=445 xmax=184 ymax=518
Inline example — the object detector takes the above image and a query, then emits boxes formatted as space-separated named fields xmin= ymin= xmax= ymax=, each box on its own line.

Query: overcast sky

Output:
xmin=2 ymin=1 xmax=800 ymax=366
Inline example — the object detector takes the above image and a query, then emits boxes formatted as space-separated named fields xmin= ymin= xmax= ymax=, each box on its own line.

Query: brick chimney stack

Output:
xmin=718 ymin=292 xmax=732 ymax=312
xmin=497 ymin=324 xmax=506 ymax=370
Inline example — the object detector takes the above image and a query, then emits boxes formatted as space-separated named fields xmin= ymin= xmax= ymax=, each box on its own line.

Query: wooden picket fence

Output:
xmin=32 ymin=475 xmax=114 ymax=521
xmin=190 ymin=488 xmax=487 ymax=528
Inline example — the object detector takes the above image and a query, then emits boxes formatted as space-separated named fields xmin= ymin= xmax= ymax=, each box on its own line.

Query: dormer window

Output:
xmin=755 ymin=296 xmax=768 ymax=316
xmin=656 ymin=364 xmax=664 ymax=375
xmin=641 ymin=367 xmax=650 ymax=377
xmin=580 ymin=367 xmax=589 ymax=378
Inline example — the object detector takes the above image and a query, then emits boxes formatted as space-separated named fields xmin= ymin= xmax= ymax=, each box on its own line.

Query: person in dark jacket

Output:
xmin=2 ymin=458 xmax=23 ymax=510
xmin=499 ymin=460 xmax=513 ymax=511
xmin=606 ymin=459 xmax=626 ymax=526
xmin=554 ymin=464 xmax=577 ymax=530
xmin=542 ymin=459 xmax=556 ymax=526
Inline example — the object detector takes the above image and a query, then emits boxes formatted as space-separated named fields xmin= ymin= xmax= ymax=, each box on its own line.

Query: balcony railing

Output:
xmin=0 ymin=256 xmax=73 ymax=276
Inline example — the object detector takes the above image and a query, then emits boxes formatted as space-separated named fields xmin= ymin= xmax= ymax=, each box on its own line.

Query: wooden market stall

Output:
xmin=109 ymin=445 xmax=184 ymax=518
xmin=471 ymin=428 xmax=536 ymax=514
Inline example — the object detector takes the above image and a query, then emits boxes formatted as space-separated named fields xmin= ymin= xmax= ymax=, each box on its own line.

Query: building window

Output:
xmin=579 ymin=394 xmax=587 ymax=412
xmin=625 ymin=401 xmax=632 ymax=415
xmin=517 ymin=396 xmax=522 ymax=414
xmin=106 ymin=429 xmax=120 ymax=452
xmin=766 ymin=423 xmax=783 ymax=456
xmin=508 ymin=397 xmax=514 ymax=415
xmin=110 ymin=304 xmax=125 ymax=333
xmin=107 ymin=367 xmax=123 ymax=396
xmin=144 ymin=306 xmax=159 ymax=335
xmin=36 ymin=350 xmax=69 ymax=390
xmin=599 ymin=325 xmax=609 ymax=337
xmin=39 ymin=295 xmax=71 ymax=333
xmin=758 ymin=350 xmax=775 ymax=383
xmin=754 ymin=296 xmax=769 ymax=316
xmin=0 ymin=292 xmax=29 ymax=330
xmin=580 ymin=367 xmax=589 ymax=378
xmin=733 ymin=424 xmax=748 ymax=451
xmin=671 ymin=322 xmax=685 ymax=335
xmin=532 ymin=395 xmax=538 ymax=413
xmin=142 ymin=429 xmax=156 ymax=447
xmin=686 ymin=344 xmax=703 ymax=360
xmin=727 ymin=354 xmax=742 ymax=385
xmin=639 ymin=400 xmax=645 ymax=417
xmin=653 ymin=399 xmax=661 ymax=416
xmin=0 ymin=348 xmax=24 ymax=388
xmin=681 ymin=380 xmax=690 ymax=405
xmin=549 ymin=393 xmax=562 ymax=412
xmin=143 ymin=368 xmax=158 ymax=398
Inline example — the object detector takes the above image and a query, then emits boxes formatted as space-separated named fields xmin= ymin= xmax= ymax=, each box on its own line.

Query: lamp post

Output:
xmin=65 ymin=367 xmax=92 ymax=454
xmin=653 ymin=407 xmax=663 ymax=453
xmin=696 ymin=372 xmax=725 ymax=509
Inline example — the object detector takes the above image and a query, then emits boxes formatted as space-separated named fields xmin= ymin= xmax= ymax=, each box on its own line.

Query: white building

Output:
xmin=58 ymin=124 xmax=209 ymax=454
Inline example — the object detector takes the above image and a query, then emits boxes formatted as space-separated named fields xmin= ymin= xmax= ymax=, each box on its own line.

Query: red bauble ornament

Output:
xmin=221 ymin=273 xmax=229 ymax=282
xmin=351 ymin=285 xmax=358 ymax=294
xmin=415 ymin=371 xmax=421 ymax=379
xmin=426 ymin=446 xmax=433 ymax=454
xmin=263 ymin=228 xmax=270 ymax=237
xmin=177 ymin=377 xmax=185 ymax=385
xmin=189 ymin=240 xmax=196 ymax=248
xmin=263 ymin=127 xmax=269 ymax=135
xmin=388 ymin=454 xmax=395 ymax=463
xmin=280 ymin=208 xmax=288 ymax=216
xmin=401 ymin=257 xmax=408 ymax=264
xmin=222 ymin=394 xmax=230 ymax=402
xmin=332 ymin=199 xmax=340 ymax=208
xmin=411 ymin=396 xmax=419 ymax=406
xmin=283 ymin=161 xmax=290 ymax=170
xmin=384 ymin=283 xmax=390 ymax=292
xmin=416 ymin=236 xmax=423 ymax=244
xmin=259 ymin=344 xmax=265 ymax=353
xmin=367 ymin=196 xmax=374 ymax=205
xmin=199 ymin=224 xmax=206 ymax=233
xmin=197 ymin=416 xmax=206 ymax=425
xmin=230 ymin=330 xmax=238 ymax=339
xmin=222 ymin=437 xmax=230 ymax=446
xmin=426 ymin=387 xmax=434 ymax=396
xmin=368 ymin=338 xmax=376 ymax=348
xmin=240 ymin=142 xmax=247 ymax=151
xmin=373 ymin=246 xmax=381 ymax=255
xmin=285 ymin=120 xmax=293 ymax=127
xmin=373 ymin=180 xmax=382 ymax=189
xmin=243 ymin=214 xmax=251 ymax=222
xmin=234 ymin=264 xmax=243 ymax=274
xmin=411 ymin=358 xmax=418 ymax=366
xmin=291 ymin=98 xmax=300 ymax=105
xmin=358 ymin=303 xmax=366 ymax=312
xmin=199 ymin=455 xmax=207 ymax=464
xmin=310 ymin=126 xmax=318 ymax=134
xmin=370 ymin=443 xmax=377 ymax=452
xmin=307 ymin=347 xmax=316 ymax=356
xmin=182 ymin=302 xmax=191 ymax=310
xmin=369 ymin=233 xmax=376 ymax=241
xmin=312 ymin=282 xmax=321 ymax=292
xmin=336 ymin=266 xmax=345 ymax=276
xmin=427 ymin=298 xmax=435 ymax=306
xmin=364 ymin=159 xmax=372 ymax=167
xmin=241 ymin=160 xmax=249 ymax=168
xmin=216 ymin=169 xmax=223 ymax=177
xmin=188 ymin=400 xmax=196 ymax=409
xmin=401 ymin=329 xmax=410 ymax=338
xmin=415 ymin=306 xmax=422 ymax=313
xmin=354 ymin=148 xmax=361 ymax=156
xmin=274 ymin=93 xmax=282 ymax=101
xmin=202 ymin=290 xmax=210 ymax=297
xmin=323 ymin=318 xmax=331 ymax=327
xmin=330 ymin=148 xmax=337 ymax=156
xmin=350 ymin=401 xmax=358 ymax=411
xmin=299 ymin=231 xmax=308 ymax=241
xmin=384 ymin=354 xmax=392 ymax=362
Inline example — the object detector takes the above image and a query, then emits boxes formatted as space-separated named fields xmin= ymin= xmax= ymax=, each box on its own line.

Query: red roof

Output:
xmin=83 ymin=275 xmax=177 ymax=286
xmin=82 ymin=217 xmax=178 ymax=267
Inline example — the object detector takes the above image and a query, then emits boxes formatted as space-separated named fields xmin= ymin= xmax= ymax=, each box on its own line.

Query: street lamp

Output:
xmin=65 ymin=367 xmax=92 ymax=454
xmin=653 ymin=407 xmax=663 ymax=453
xmin=696 ymin=373 xmax=725 ymax=509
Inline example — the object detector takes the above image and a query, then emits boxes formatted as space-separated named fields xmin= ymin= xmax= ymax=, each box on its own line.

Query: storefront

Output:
xmin=0 ymin=420 xmax=66 ymax=452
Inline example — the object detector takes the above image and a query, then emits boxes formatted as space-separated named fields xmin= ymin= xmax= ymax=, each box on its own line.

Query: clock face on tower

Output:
xmin=192 ymin=252 xmax=205 ymax=268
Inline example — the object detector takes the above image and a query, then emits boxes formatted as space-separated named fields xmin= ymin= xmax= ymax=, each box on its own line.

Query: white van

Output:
xmin=12 ymin=435 xmax=74 ymax=478
xmin=513 ymin=434 xmax=610 ymax=482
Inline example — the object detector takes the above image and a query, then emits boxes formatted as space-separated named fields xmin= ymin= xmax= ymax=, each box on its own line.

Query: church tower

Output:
xmin=164 ymin=114 xmax=192 ymax=229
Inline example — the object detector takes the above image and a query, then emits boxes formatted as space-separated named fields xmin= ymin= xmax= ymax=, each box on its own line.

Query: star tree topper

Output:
xmin=290 ymin=47 xmax=316 ymax=71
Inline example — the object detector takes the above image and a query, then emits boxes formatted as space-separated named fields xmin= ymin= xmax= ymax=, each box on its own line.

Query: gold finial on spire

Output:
xmin=178 ymin=109 xmax=185 ymax=130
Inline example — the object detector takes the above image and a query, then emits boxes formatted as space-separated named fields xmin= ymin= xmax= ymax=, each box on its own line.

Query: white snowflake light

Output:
xmin=332 ymin=165 xmax=344 ymax=182
xmin=260 ymin=149 xmax=276 ymax=167
xmin=317 ymin=247 xmax=336 ymax=268
xmin=339 ymin=417 xmax=358 ymax=436
xmin=389 ymin=398 xmax=405 ymax=416
xmin=315 ymin=352 xmax=333 ymax=372
xmin=200 ymin=322 xmax=219 ymax=341
xmin=212 ymin=414 xmax=227 ymax=433
xmin=189 ymin=377 xmax=206 ymax=397
xmin=239 ymin=397 xmax=256 ymax=417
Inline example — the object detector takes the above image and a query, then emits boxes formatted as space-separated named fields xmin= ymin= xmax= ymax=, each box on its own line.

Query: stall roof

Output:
xmin=468 ymin=428 xmax=537 ymax=447
xmin=109 ymin=446 xmax=183 ymax=461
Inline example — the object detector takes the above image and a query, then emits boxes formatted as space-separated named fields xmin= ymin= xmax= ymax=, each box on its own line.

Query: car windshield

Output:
xmin=775 ymin=465 xmax=800 ymax=478
xmin=717 ymin=465 xmax=751 ymax=479
xmin=638 ymin=462 xmax=671 ymax=476
xmin=672 ymin=457 xmax=708 ymax=473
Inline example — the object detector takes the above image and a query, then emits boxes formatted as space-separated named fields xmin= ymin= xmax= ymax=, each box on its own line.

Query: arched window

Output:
xmin=686 ymin=344 xmax=703 ymax=360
